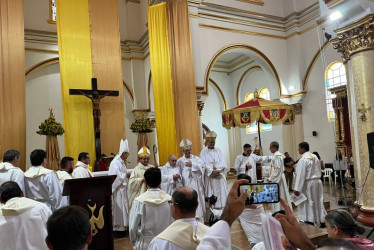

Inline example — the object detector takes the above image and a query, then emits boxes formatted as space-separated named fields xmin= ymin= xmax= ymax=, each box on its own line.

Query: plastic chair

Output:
xmin=323 ymin=169 xmax=333 ymax=185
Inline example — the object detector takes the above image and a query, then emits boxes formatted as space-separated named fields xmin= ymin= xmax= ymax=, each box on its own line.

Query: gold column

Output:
xmin=333 ymin=14 xmax=374 ymax=224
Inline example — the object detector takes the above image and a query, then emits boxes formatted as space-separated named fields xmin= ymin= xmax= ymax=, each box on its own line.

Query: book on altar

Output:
xmin=261 ymin=213 xmax=286 ymax=250
xmin=290 ymin=193 xmax=307 ymax=206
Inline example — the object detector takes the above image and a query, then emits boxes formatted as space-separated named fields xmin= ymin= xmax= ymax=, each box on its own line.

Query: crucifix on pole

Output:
xmin=69 ymin=78 xmax=119 ymax=158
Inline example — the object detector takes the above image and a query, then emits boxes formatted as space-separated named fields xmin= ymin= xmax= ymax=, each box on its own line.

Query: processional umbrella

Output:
xmin=222 ymin=90 xmax=295 ymax=151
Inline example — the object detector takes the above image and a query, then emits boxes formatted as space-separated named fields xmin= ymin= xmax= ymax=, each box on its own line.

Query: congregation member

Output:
xmin=267 ymin=141 xmax=292 ymax=212
xmin=45 ymin=206 xmax=92 ymax=250
xmin=235 ymin=143 xmax=272 ymax=182
xmin=177 ymin=139 xmax=206 ymax=223
xmin=0 ymin=181 xmax=52 ymax=250
xmin=108 ymin=139 xmax=130 ymax=238
xmin=333 ymin=150 xmax=348 ymax=186
xmin=161 ymin=154 xmax=183 ymax=195
xmin=148 ymin=186 xmax=210 ymax=249
xmin=72 ymin=152 xmax=92 ymax=178
xmin=200 ymin=131 xmax=228 ymax=211
xmin=56 ymin=156 xmax=73 ymax=186
xmin=128 ymin=146 xmax=155 ymax=209
xmin=294 ymin=142 xmax=327 ymax=227
xmin=0 ymin=149 xmax=24 ymax=192
xmin=129 ymin=167 xmax=172 ymax=250
xmin=24 ymin=149 xmax=67 ymax=211
xmin=283 ymin=152 xmax=295 ymax=191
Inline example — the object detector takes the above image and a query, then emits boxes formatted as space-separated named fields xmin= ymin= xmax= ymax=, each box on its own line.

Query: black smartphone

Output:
xmin=238 ymin=183 xmax=280 ymax=205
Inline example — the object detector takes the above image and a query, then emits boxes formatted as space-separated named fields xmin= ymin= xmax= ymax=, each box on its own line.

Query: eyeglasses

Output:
xmin=168 ymin=200 xmax=179 ymax=206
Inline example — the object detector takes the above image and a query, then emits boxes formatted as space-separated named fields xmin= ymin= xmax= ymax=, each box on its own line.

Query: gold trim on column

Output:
xmin=292 ymin=103 xmax=303 ymax=115
xmin=339 ymin=107 xmax=345 ymax=143
xmin=236 ymin=66 xmax=262 ymax=105
xmin=209 ymin=78 xmax=227 ymax=110
xmin=123 ymin=81 xmax=134 ymax=105
xmin=235 ymin=0 xmax=264 ymax=6
xmin=205 ymin=44 xmax=282 ymax=97
xmin=332 ymin=14 xmax=374 ymax=62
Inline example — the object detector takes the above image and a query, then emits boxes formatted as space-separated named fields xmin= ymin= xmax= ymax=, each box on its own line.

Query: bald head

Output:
xmin=168 ymin=155 xmax=177 ymax=167
xmin=171 ymin=187 xmax=198 ymax=218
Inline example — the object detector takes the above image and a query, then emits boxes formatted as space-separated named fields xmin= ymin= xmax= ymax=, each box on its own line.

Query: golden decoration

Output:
xmin=87 ymin=203 xmax=105 ymax=236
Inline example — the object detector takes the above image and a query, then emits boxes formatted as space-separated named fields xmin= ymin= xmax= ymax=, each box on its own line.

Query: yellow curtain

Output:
xmin=167 ymin=0 xmax=202 ymax=156
xmin=148 ymin=3 xmax=178 ymax=164
xmin=0 ymin=0 xmax=26 ymax=169
xmin=56 ymin=0 xmax=96 ymax=164
xmin=88 ymin=0 xmax=125 ymax=156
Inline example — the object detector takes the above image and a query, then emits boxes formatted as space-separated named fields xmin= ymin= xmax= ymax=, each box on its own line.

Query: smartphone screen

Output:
xmin=238 ymin=183 xmax=280 ymax=204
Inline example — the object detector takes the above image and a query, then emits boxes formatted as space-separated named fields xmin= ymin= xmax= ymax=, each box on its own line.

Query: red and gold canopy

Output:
xmin=222 ymin=93 xmax=295 ymax=129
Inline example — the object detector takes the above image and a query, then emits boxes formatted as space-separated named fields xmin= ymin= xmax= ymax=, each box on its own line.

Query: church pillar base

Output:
xmin=354 ymin=204 xmax=374 ymax=227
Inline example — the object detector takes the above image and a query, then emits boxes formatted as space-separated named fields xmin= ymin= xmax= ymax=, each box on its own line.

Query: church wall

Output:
xmin=24 ymin=0 xmax=56 ymax=33
xmin=25 ymin=63 xmax=65 ymax=169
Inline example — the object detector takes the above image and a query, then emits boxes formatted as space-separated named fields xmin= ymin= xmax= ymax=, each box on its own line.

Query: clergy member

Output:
xmin=0 ymin=181 xmax=52 ymax=250
xmin=108 ymin=139 xmax=130 ymax=238
xmin=177 ymin=138 xmax=206 ymax=223
xmin=160 ymin=155 xmax=183 ymax=195
xmin=294 ymin=142 xmax=327 ymax=227
xmin=200 ymin=131 xmax=228 ymax=210
xmin=0 ymin=149 xmax=25 ymax=192
xmin=128 ymin=146 xmax=154 ymax=208
xmin=24 ymin=149 xmax=67 ymax=211
xmin=129 ymin=167 xmax=173 ymax=250
xmin=148 ymin=186 xmax=210 ymax=249
xmin=234 ymin=144 xmax=252 ymax=176
xmin=236 ymin=143 xmax=272 ymax=182
xmin=267 ymin=141 xmax=292 ymax=213
xmin=72 ymin=152 xmax=92 ymax=178
xmin=56 ymin=156 xmax=73 ymax=186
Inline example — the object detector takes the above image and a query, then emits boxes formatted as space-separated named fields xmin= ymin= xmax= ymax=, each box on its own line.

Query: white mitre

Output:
xmin=138 ymin=146 xmax=151 ymax=158
xmin=206 ymin=131 xmax=217 ymax=141
xmin=119 ymin=139 xmax=129 ymax=154
xmin=179 ymin=139 xmax=192 ymax=150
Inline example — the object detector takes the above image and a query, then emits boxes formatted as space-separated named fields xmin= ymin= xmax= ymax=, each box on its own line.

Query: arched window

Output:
xmin=244 ymin=92 xmax=254 ymax=102
xmin=246 ymin=88 xmax=272 ymax=134
xmin=49 ymin=0 xmax=57 ymax=24
xmin=325 ymin=62 xmax=347 ymax=121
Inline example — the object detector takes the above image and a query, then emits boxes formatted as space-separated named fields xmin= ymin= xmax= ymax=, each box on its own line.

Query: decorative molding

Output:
xmin=197 ymin=101 xmax=205 ymax=116
xmin=127 ymin=0 xmax=140 ymax=3
xmin=332 ymin=14 xmax=374 ymax=63
xmin=279 ymin=91 xmax=307 ymax=99
xmin=323 ymin=0 xmax=344 ymax=8
xmin=329 ymin=85 xmax=347 ymax=99
xmin=209 ymin=78 xmax=227 ymax=110
xmin=25 ymin=57 xmax=59 ymax=78
xmin=235 ymin=0 xmax=264 ymax=6
xmin=236 ymin=66 xmax=262 ymax=105
xmin=292 ymin=103 xmax=303 ymax=115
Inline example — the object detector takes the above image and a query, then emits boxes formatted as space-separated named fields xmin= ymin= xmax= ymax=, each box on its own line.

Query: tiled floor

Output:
xmin=113 ymin=180 xmax=354 ymax=250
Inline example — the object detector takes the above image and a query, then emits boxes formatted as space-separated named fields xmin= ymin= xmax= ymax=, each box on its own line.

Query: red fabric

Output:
xmin=233 ymin=99 xmax=260 ymax=109
xmin=346 ymin=236 xmax=374 ymax=249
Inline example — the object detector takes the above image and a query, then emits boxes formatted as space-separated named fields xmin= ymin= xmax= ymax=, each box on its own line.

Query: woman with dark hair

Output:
xmin=325 ymin=209 xmax=374 ymax=249
xmin=313 ymin=152 xmax=325 ymax=183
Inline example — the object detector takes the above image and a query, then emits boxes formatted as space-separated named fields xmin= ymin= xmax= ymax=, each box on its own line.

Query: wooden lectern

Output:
xmin=63 ymin=175 xmax=116 ymax=250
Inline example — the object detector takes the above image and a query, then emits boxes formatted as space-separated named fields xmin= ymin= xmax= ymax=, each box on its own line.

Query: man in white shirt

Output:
xmin=24 ymin=149 xmax=67 ymax=211
xmin=200 ymin=131 xmax=228 ymax=210
xmin=148 ymin=186 xmax=210 ymax=250
xmin=177 ymin=138 xmax=206 ymax=223
xmin=161 ymin=154 xmax=183 ymax=195
xmin=72 ymin=152 xmax=92 ymax=178
xmin=235 ymin=143 xmax=272 ymax=182
xmin=129 ymin=167 xmax=173 ymax=250
xmin=128 ymin=146 xmax=155 ymax=209
xmin=0 ymin=149 xmax=25 ymax=192
xmin=234 ymin=144 xmax=252 ymax=176
xmin=267 ymin=141 xmax=292 ymax=212
xmin=0 ymin=181 xmax=52 ymax=250
xmin=56 ymin=156 xmax=73 ymax=186
xmin=108 ymin=139 xmax=130 ymax=238
xmin=294 ymin=142 xmax=327 ymax=227
xmin=45 ymin=205 xmax=92 ymax=250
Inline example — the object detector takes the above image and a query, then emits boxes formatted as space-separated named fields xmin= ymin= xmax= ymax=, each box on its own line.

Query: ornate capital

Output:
xmin=292 ymin=103 xmax=302 ymax=115
xmin=332 ymin=14 xmax=374 ymax=62
xmin=197 ymin=101 xmax=205 ymax=116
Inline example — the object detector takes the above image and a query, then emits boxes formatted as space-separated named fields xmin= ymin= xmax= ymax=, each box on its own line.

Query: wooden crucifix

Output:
xmin=69 ymin=78 xmax=119 ymax=158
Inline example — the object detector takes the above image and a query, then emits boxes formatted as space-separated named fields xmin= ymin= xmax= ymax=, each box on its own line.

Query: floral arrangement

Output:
xmin=130 ymin=118 xmax=153 ymax=133
xmin=36 ymin=109 xmax=65 ymax=136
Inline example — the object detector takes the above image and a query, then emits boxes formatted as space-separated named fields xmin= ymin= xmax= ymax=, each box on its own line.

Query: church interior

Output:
xmin=2 ymin=0 xmax=374 ymax=249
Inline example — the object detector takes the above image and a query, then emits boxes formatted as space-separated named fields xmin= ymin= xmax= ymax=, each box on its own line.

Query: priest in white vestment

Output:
xmin=56 ymin=156 xmax=73 ymax=186
xmin=129 ymin=167 xmax=173 ymax=250
xmin=199 ymin=131 xmax=228 ymax=210
xmin=234 ymin=144 xmax=252 ymax=176
xmin=266 ymin=141 xmax=292 ymax=212
xmin=0 ymin=181 xmax=52 ymax=250
xmin=72 ymin=152 xmax=92 ymax=178
xmin=0 ymin=150 xmax=25 ymax=192
xmin=24 ymin=149 xmax=67 ymax=211
xmin=161 ymin=155 xmax=183 ymax=195
xmin=148 ymin=186 xmax=210 ymax=250
xmin=128 ymin=146 xmax=155 ymax=209
xmin=294 ymin=142 xmax=327 ymax=227
xmin=177 ymin=139 xmax=206 ymax=222
xmin=108 ymin=139 xmax=130 ymax=236
xmin=236 ymin=143 xmax=272 ymax=182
